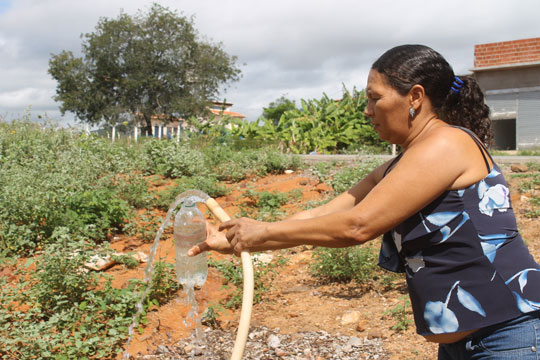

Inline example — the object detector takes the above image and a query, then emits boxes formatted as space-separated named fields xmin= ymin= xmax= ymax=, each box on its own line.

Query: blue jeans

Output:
xmin=438 ymin=312 xmax=540 ymax=359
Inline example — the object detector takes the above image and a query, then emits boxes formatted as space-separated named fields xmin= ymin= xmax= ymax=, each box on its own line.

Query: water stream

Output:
xmin=123 ymin=190 xmax=210 ymax=359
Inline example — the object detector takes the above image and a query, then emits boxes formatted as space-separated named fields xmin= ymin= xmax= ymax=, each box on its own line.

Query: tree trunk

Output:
xmin=141 ymin=114 xmax=153 ymax=138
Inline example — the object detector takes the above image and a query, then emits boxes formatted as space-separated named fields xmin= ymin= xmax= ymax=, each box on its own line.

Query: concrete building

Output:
xmin=472 ymin=37 xmax=540 ymax=149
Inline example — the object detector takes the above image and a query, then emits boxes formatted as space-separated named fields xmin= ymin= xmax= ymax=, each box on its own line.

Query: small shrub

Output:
xmin=64 ymin=188 xmax=131 ymax=240
xmin=143 ymin=140 xmax=208 ymax=178
xmin=124 ymin=211 xmax=162 ymax=242
xmin=114 ymin=173 xmax=154 ymax=209
xmin=239 ymin=189 xmax=302 ymax=222
xmin=112 ymin=254 xmax=140 ymax=269
xmin=245 ymin=189 xmax=289 ymax=209
xmin=309 ymin=161 xmax=342 ymax=183
xmin=145 ymin=261 xmax=182 ymax=305
xmin=518 ymin=176 xmax=540 ymax=194
xmin=525 ymin=161 xmax=540 ymax=172
xmin=383 ymin=296 xmax=412 ymax=331
xmin=310 ymin=245 xmax=378 ymax=283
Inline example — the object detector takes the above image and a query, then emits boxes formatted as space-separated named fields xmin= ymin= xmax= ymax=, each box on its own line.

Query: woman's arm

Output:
xmin=188 ymin=159 xmax=392 ymax=256
xmin=221 ymin=127 xmax=481 ymax=255
xmin=286 ymin=159 xmax=390 ymax=220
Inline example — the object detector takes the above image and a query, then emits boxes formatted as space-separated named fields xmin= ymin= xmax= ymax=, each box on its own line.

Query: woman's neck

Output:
xmin=400 ymin=115 xmax=445 ymax=151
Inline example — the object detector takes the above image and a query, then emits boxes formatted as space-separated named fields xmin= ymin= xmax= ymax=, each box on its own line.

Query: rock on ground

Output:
xmin=136 ymin=326 xmax=389 ymax=360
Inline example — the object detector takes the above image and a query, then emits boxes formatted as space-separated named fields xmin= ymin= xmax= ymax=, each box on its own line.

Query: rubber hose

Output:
xmin=205 ymin=198 xmax=254 ymax=360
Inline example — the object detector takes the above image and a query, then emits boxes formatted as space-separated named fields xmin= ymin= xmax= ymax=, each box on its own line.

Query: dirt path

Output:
xmin=110 ymin=166 xmax=540 ymax=360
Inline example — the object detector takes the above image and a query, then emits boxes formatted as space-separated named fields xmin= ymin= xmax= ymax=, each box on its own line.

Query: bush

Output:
xmin=0 ymin=232 xmax=181 ymax=359
xmin=310 ymin=245 xmax=379 ymax=283
xmin=0 ymin=122 xmax=140 ymax=255
xmin=64 ymin=188 xmax=131 ymax=240
xmin=143 ymin=140 xmax=208 ymax=178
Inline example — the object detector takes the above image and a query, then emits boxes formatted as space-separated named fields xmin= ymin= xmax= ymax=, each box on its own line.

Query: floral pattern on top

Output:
xmin=378 ymin=131 xmax=540 ymax=336
xmin=424 ymin=281 xmax=486 ymax=334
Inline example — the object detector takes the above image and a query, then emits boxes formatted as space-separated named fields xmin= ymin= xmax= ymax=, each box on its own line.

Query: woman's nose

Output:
xmin=364 ymin=104 xmax=373 ymax=118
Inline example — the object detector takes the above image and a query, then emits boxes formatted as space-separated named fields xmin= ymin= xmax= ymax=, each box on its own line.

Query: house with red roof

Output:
xmin=136 ymin=101 xmax=246 ymax=139
xmin=472 ymin=37 xmax=540 ymax=149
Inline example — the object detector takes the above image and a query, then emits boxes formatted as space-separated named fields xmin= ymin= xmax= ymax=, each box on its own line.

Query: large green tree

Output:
xmin=49 ymin=4 xmax=242 ymax=132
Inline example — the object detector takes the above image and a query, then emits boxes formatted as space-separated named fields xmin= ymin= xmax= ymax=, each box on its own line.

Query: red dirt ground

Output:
xmin=108 ymin=166 xmax=540 ymax=360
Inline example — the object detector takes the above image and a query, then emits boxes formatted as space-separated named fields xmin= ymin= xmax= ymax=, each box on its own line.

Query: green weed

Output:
xmin=329 ymin=158 xmax=384 ymax=193
xmin=383 ymin=296 xmax=413 ymax=331
xmin=0 ymin=233 xmax=180 ymax=359
xmin=310 ymin=244 xmax=379 ymax=284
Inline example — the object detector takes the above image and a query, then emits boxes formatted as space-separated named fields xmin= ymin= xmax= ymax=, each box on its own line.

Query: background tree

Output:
xmin=261 ymin=95 xmax=297 ymax=125
xmin=49 ymin=3 xmax=242 ymax=133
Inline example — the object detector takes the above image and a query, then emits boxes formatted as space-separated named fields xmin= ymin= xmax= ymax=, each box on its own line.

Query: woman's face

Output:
xmin=364 ymin=69 xmax=410 ymax=144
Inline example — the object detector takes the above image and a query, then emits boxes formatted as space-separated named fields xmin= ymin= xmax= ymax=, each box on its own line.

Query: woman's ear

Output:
xmin=409 ymin=84 xmax=425 ymax=110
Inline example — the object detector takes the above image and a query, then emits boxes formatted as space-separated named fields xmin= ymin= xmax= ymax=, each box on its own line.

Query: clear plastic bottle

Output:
xmin=173 ymin=199 xmax=207 ymax=287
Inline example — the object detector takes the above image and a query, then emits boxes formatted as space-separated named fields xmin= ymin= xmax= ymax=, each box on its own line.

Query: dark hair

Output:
xmin=372 ymin=45 xmax=492 ymax=145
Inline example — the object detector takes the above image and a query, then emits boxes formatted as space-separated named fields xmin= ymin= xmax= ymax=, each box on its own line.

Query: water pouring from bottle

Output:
xmin=123 ymin=190 xmax=210 ymax=359
xmin=123 ymin=190 xmax=253 ymax=360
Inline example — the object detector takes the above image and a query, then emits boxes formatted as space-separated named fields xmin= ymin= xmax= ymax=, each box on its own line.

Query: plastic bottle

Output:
xmin=173 ymin=199 xmax=207 ymax=287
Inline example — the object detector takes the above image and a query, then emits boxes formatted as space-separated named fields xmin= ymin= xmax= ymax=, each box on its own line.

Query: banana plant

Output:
xmin=231 ymin=86 xmax=387 ymax=153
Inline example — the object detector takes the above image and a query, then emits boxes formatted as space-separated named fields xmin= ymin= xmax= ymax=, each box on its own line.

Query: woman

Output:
xmin=189 ymin=45 xmax=540 ymax=359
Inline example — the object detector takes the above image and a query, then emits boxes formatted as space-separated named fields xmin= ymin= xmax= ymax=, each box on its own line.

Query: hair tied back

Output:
xmin=451 ymin=76 xmax=464 ymax=94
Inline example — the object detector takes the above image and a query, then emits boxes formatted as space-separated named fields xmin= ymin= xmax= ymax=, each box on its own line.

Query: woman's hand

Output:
xmin=219 ymin=218 xmax=268 ymax=255
xmin=188 ymin=223 xmax=233 ymax=256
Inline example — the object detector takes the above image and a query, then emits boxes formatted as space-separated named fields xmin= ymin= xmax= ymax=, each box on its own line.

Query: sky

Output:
xmin=0 ymin=0 xmax=539 ymax=126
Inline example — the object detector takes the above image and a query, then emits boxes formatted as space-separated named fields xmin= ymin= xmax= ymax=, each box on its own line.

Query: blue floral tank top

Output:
xmin=378 ymin=127 xmax=540 ymax=336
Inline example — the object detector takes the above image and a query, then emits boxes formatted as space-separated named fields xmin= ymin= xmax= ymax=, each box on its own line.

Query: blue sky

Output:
xmin=0 ymin=0 xmax=539 ymax=126
xmin=0 ymin=1 xmax=10 ymax=13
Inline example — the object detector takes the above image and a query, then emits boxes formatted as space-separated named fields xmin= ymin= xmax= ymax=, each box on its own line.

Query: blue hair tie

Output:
xmin=451 ymin=76 xmax=464 ymax=94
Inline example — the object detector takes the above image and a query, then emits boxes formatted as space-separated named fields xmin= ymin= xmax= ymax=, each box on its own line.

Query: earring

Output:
xmin=409 ymin=107 xmax=415 ymax=118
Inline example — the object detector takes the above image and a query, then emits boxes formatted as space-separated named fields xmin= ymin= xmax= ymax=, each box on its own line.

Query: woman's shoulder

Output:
xmin=403 ymin=125 xmax=469 ymax=162
xmin=407 ymin=125 xmax=493 ymax=190
xmin=422 ymin=124 xmax=474 ymax=146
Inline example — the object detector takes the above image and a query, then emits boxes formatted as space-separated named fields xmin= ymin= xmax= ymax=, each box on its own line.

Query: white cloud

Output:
xmin=1 ymin=0 xmax=539 ymax=122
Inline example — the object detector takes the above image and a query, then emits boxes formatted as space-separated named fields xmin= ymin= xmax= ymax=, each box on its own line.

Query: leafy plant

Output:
xmin=310 ymin=245 xmax=378 ymax=283
xmin=0 ymin=238 xmax=181 ymax=359
xmin=231 ymin=87 xmax=390 ymax=154
xmin=309 ymin=161 xmax=341 ymax=183
xmin=144 ymin=261 xmax=182 ymax=306
xmin=64 ymin=188 xmax=131 ymax=240
xmin=239 ymin=189 xmax=302 ymax=222
xmin=383 ymin=296 xmax=413 ymax=331
xmin=124 ymin=211 xmax=162 ymax=242
xmin=518 ymin=176 xmax=540 ymax=194
xmin=112 ymin=254 xmax=140 ymax=269
xmin=0 ymin=121 xmax=140 ymax=255
xmin=526 ymin=161 xmax=540 ymax=172
xmin=201 ymin=304 xmax=224 ymax=329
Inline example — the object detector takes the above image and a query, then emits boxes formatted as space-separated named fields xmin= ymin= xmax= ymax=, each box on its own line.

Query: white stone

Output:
xmin=340 ymin=311 xmax=362 ymax=325
xmin=268 ymin=334 xmax=281 ymax=348
xmin=252 ymin=253 xmax=273 ymax=264
xmin=346 ymin=336 xmax=363 ymax=347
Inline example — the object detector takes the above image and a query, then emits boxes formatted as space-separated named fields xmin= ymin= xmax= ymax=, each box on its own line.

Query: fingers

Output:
xmin=232 ymin=243 xmax=245 ymax=256
xmin=187 ymin=242 xmax=209 ymax=256
xmin=218 ymin=219 xmax=237 ymax=231
xmin=217 ymin=218 xmax=253 ymax=256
